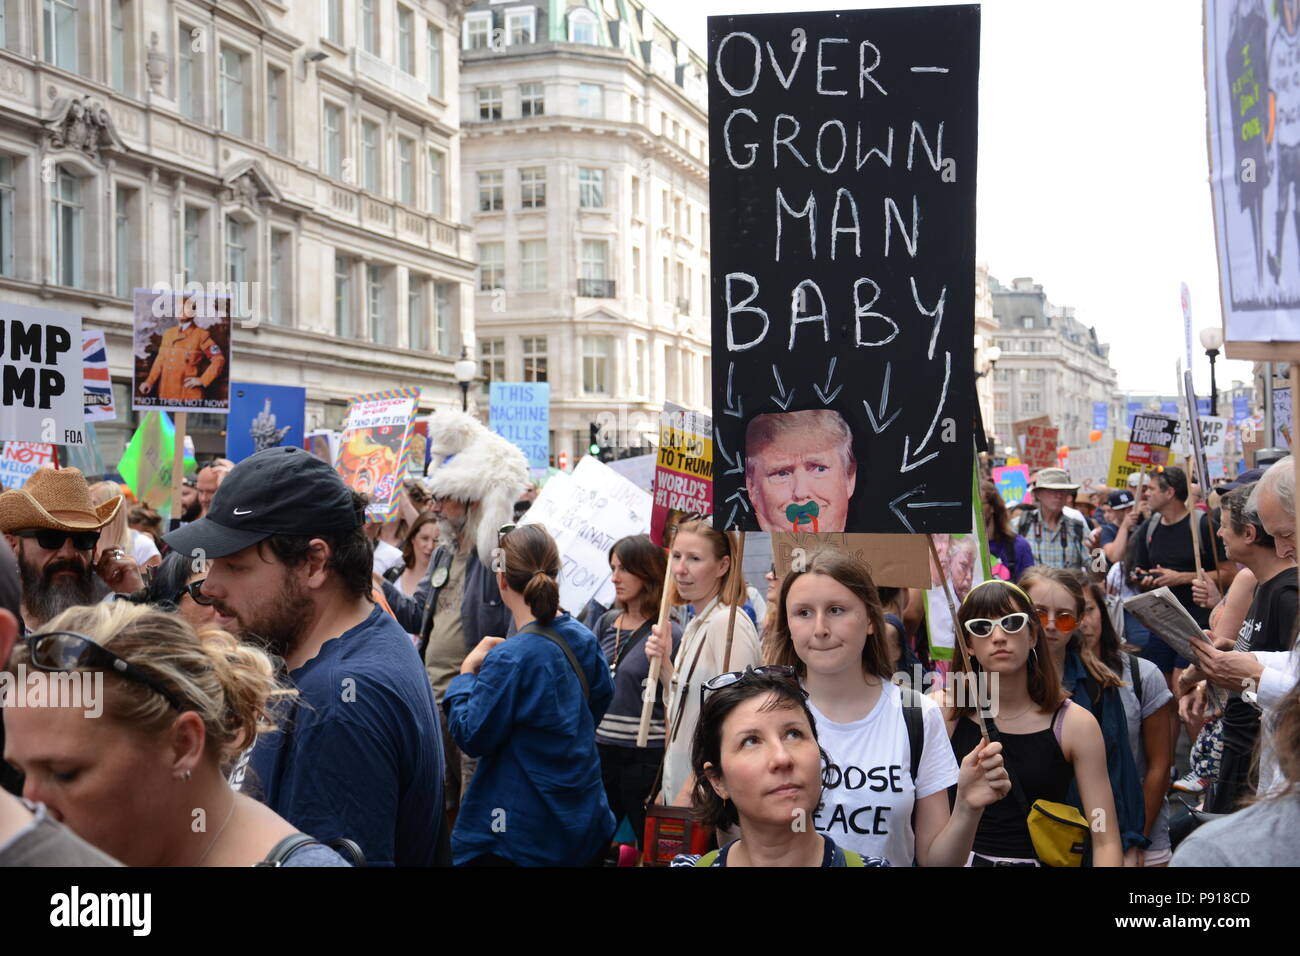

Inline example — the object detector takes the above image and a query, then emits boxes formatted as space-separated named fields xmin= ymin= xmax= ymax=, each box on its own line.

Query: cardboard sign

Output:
xmin=1176 ymin=413 xmax=1228 ymax=482
xmin=771 ymin=532 xmax=930 ymax=588
xmin=0 ymin=441 xmax=56 ymax=489
xmin=1205 ymin=0 xmax=1300 ymax=354
xmin=82 ymin=329 xmax=115 ymax=423
xmin=1127 ymin=413 xmax=1178 ymax=465
xmin=991 ymin=464 xmax=1029 ymax=506
xmin=227 ymin=383 xmax=306 ymax=463
xmin=132 ymin=290 xmax=231 ymax=414
xmin=708 ymin=6 xmax=979 ymax=533
xmin=489 ymin=382 xmax=550 ymax=473
xmin=924 ymin=467 xmax=990 ymax=662
xmin=1273 ymin=386 xmax=1291 ymax=448
xmin=519 ymin=455 xmax=652 ymax=614
xmin=116 ymin=411 xmax=196 ymax=518
xmin=334 ymin=388 xmax=421 ymax=522
xmin=1108 ymin=439 xmax=1182 ymax=489
xmin=651 ymin=402 xmax=713 ymax=546
xmin=1012 ymin=416 xmax=1059 ymax=470
xmin=0 ymin=302 xmax=84 ymax=445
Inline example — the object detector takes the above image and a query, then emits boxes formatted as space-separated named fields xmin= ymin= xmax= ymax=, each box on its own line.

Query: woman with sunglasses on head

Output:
xmin=671 ymin=666 xmax=889 ymax=866
xmin=767 ymin=549 xmax=1009 ymax=866
xmin=644 ymin=519 xmax=761 ymax=809
xmin=445 ymin=524 xmax=615 ymax=866
xmin=1020 ymin=567 xmax=1149 ymax=864
xmin=1076 ymin=575 xmax=1175 ymax=864
xmin=2 ymin=601 xmax=351 ymax=866
xmin=945 ymin=579 xmax=1122 ymax=866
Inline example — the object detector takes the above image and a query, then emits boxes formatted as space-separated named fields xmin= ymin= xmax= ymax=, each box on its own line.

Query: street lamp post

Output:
xmin=1199 ymin=327 xmax=1224 ymax=416
xmin=454 ymin=347 xmax=477 ymax=412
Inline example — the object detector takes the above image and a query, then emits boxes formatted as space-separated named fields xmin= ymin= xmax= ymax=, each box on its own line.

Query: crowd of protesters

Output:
xmin=1 ymin=413 xmax=1297 ymax=867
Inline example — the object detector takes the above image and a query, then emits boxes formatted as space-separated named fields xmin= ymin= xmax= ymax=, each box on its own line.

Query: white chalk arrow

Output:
xmin=723 ymin=362 xmax=744 ymax=419
xmin=724 ymin=452 xmax=745 ymax=478
xmin=900 ymin=350 xmax=950 ymax=473
xmin=813 ymin=356 xmax=843 ymax=405
xmin=889 ymin=486 xmax=926 ymax=533
xmin=725 ymin=505 xmax=739 ymax=530
xmin=714 ymin=428 xmax=735 ymax=468
xmin=725 ymin=489 xmax=752 ymax=513
xmin=862 ymin=362 xmax=902 ymax=434
xmin=771 ymin=364 xmax=795 ymax=411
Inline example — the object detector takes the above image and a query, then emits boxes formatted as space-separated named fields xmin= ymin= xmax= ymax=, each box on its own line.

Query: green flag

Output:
xmin=117 ymin=412 xmax=196 ymax=518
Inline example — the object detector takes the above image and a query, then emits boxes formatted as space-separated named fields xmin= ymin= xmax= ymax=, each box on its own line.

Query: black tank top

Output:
xmin=949 ymin=707 xmax=1074 ymax=860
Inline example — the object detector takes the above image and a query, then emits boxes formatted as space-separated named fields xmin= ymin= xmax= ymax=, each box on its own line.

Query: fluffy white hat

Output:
xmin=424 ymin=410 xmax=528 ymax=565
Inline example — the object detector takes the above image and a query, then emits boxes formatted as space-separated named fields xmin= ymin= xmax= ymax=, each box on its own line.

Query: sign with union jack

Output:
xmin=82 ymin=329 xmax=116 ymax=423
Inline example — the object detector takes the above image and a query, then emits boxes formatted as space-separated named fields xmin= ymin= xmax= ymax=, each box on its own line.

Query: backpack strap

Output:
xmin=254 ymin=833 xmax=365 ymax=867
xmin=519 ymin=622 xmax=590 ymax=702
xmin=1128 ymin=654 xmax=1143 ymax=710
xmin=898 ymin=686 xmax=925 ymax=786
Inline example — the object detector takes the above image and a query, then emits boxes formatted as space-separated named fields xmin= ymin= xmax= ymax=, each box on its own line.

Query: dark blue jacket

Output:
xmin=1063 ymin=650 xmax=1149 ymax=852
xmin=383 ymin=546 xmax=515 ymax=651
xmin=445 ymin=612 xmax=616 ymax=866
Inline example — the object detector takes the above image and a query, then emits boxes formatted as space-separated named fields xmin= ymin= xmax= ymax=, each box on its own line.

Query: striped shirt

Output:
xmin=594 ymin=612 xmax=683 ymax=748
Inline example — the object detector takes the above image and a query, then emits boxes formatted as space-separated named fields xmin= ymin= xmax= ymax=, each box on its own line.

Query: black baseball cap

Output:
xmin=1108 ymin=489 xmax=1135 ymax=510
xmin=1214 ymin=467 xmax=1264 ymax=495
xmin=163 ymin=446 xmax=361 ymax=560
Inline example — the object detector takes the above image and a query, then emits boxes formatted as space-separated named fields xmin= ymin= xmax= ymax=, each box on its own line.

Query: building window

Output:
xmin=577 ymin=83 xmax=602 ymax=118
xmin=361 ymin=119 xmax=381 ymax=192
xmin=226 ymin=217 xmax=247 ymax=287
xmin=434 ymin=281 xmax=452 ymax=354
xmin=44 ymin=0 xmax=78 ymax=71
xmin=505 ymin=7 xmax=534 ymax=45
xmin=407 ymin=273 xmax=426 ymax=350
xmin=428 ymin=148 xmax=445 ymax=216
xmin=477 ymin=86 xmax=502 ymax=120
xmin=569 ymin=8 xmax=597 ymax=44
xmin=182 ymin=206 xmax=202 ymax=284
xmin=267 ymin=67 xmax=286 ymax=152
xmin=397 ymin=5 xmax=414 ymax=73
xmin=631 ymin=246 xmax=641 ymax=295
xmin=479 ymin=337 xmax=505 ymax=384
xmin=520 ymin=239 xmax=546 ymax=290
xmin=522 ymin=336 xmax=547 ymax=382
xmin=662 ymin=256 xmax=669 ymax=298
xmin=478 ymin=242 xmax=504 ymax=291
xmin=178 ymin=24 xmax=201 ymax=120
xmin=360 ymin=0 xmax=379 ymax=55
xmin=578 ymin=167 xmax=604 ymax=208
xmin=50 ymin=166 xmax=82 ymax=288
xmin=397 ymin=136 xmax=414 ymax=204
xmin=325 ymin=0 xmax=342 ymax=44
xmin=426 ymin=25 xmax=443 ymax=97
xmin=0 ymin=156 xmax=14 ymax=277
xmin=1021 ymin=315 xmax=1034 ymax=329
xmin=334 ymin=255 xmax=351 ymax=336
xmin=582 ymin=336 xmax=610 ymax=394
xmin=1021 ymin=392 xmax=1042 ymax=414
xmin=478 ymin=170 xmax=503 ymax=212
xmin=111 ymin=0 xmax=129 ymax=93
xmin=219 ymin=47 xmax=246 ymax=137
xmin=519 ymin=167 xmax=545 ymax=209
xmin=323 ymin=103 xmax=344 ymax=178
xmin=630 ymin=175 xmax=640 ymax=217
xmin=661 ymin=188 xmax=669 ymax=222
xmin=114 ymin=186 xmax=133 ymax=297
xmin=700 ymin=272 xmax=707 ymax=309
xmin=673 ymin=197 xmax=682 ymax=233
xmin=635 ymin=338 xmax=647 ymax=395
xmin=368 ymin=263 xmax=391 ymax=344
xmin=464 ymin=11 xmax=491 ymax=50
xmin=270 ymin=230 xmax=291 ymax=326
xmin=520 ymin=82 xmax=544 ymax=117
xmin=579 ymin=239 xmax=610 ymax=296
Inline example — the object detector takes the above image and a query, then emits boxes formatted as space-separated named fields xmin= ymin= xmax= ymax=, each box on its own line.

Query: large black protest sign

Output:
xmin=708 ymin=6 xmax=979 ymax=533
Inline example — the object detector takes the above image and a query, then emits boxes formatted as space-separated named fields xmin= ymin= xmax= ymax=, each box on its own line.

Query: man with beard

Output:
xmin=382 ymin=411 xmax=526 ymax=813
xmin=163 ymin=446 xmax=444 ymax=866
xmin=0 ymin=468 xmax=143 ymax=633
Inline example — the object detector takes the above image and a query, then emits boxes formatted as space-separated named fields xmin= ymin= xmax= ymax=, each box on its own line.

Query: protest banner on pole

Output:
xmin=606 ymin=452 xmax=656 ymax=493
xmin=82 ymin=329 xmax=115 ymax=423
xmin=1012 ymin=416 xmax=1059 ymax=470
xmin=1108 ymin=439 xmax=1183 ymax=489
xmin=226 ymin=383 xmax=306 ymax=463
xmin=0 ymin=442 xmax=57 ymax=489
xmin=117 ymin=411 xmax=196 ymax=518
xmin=707 ymin=5 xmax=979 ymax=533
xmin=651 ymin=402 xmax=712 ymax=546
xmin=334 ymin=388 xmax=421 ymax=522
xmin=991 ymin=464 xmax=1029 ymax=506
xmin=770 ymin=532 xmax=930 ymax=587
xmin=131 ymin=290 xmax=231 ymax=414
xmin=489 ymin=382 xmax=550 ymax=474
xmin=924 ymin=466 xmax=990 ymax=662
xmin=519 ymin=455 xmax=652 ymax=614
xmin=0 ymin=302 xmax=84 ymax=446
xmin=1127 ymin=412 xmax=1178 ymax=466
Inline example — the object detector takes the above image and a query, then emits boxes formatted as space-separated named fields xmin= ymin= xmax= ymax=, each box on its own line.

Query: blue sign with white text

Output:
xmin=490 ymin=382 xmax=550 ymax=472
xmin=1092 ymin=402 xmax=1108 ymax=431
xmin=226 ymin=383 xmax=306 ymax=463
xmin=1233 ymin=395 xmax=1249 ymax=423
xmin=1127 ymin=401 xmax=1145 ymax=428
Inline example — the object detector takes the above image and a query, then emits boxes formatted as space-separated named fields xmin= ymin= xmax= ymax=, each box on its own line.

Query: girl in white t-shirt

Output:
xmin=766 ymin=548 xmax=1010 ymax=866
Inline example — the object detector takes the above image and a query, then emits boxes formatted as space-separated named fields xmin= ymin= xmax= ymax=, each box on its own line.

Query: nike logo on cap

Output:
xmin=233 ymin=508 xmax=252 ymax=515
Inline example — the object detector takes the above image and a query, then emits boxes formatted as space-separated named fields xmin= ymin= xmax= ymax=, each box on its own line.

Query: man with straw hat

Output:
xmin=0 ymin=468 xmax=143 ymax=632
xmin=1015 ymin=467 xmax=1091 ymax=571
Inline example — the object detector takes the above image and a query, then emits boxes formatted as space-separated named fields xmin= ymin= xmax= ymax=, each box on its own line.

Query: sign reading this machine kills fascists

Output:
xmin=708 ymin=5 xmax=979 ymax=534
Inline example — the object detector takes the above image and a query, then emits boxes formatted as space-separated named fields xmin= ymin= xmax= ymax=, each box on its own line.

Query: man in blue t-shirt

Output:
xmin=164 ymin=446 xmax=445 ymax=866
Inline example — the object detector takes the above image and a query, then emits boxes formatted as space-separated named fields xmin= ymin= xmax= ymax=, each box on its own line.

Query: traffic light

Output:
xmin=588 ymin=422 xmax=602 ymax=457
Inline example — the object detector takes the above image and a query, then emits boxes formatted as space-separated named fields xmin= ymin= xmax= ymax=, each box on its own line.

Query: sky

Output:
xmin=649 ymin=0 xmax=1256 ymax=399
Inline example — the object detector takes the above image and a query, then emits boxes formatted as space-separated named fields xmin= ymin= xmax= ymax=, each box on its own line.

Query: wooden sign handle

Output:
xmin=170 ymin=412 xmax=187 ymax=523
xmin=636 ymin=548 xmax=679 ymax=748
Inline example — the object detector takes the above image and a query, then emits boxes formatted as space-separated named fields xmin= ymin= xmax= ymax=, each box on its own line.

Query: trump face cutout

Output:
xmin=744 ymin=410 xmax=856 ymax=533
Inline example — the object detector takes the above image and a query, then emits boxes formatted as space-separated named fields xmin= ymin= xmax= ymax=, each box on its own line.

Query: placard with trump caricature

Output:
xmin=334 ymin=388 xmax=421 ymax=522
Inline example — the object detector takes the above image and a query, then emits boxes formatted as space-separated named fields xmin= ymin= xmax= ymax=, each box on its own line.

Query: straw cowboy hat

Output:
xmin=0 ymin=467 xmax=122 ymax=533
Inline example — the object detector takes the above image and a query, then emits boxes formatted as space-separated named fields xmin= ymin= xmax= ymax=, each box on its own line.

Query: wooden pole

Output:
xmin=170 ymin=412 xmax=187 ymax=525
xmin=720 ymin=530 xmax=745 ymax=673
xmin=927 ymin=534 xmax=989 ymax=742
xmin=636 ymin=542 xmax=679 ymax=748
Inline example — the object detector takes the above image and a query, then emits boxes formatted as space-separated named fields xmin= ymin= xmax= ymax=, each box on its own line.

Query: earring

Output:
xmin=174 ymin=768 xmax=192 ymax=782
xmin=1029 ymin=647 xmax=1039 ymax=664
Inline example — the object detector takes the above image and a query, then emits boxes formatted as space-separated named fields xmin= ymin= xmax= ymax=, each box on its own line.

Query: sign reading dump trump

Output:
xmin=708 ymin=6 xmax=979 ymax=533
xmin=0 ymin=302 xmax=84 ymax=446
